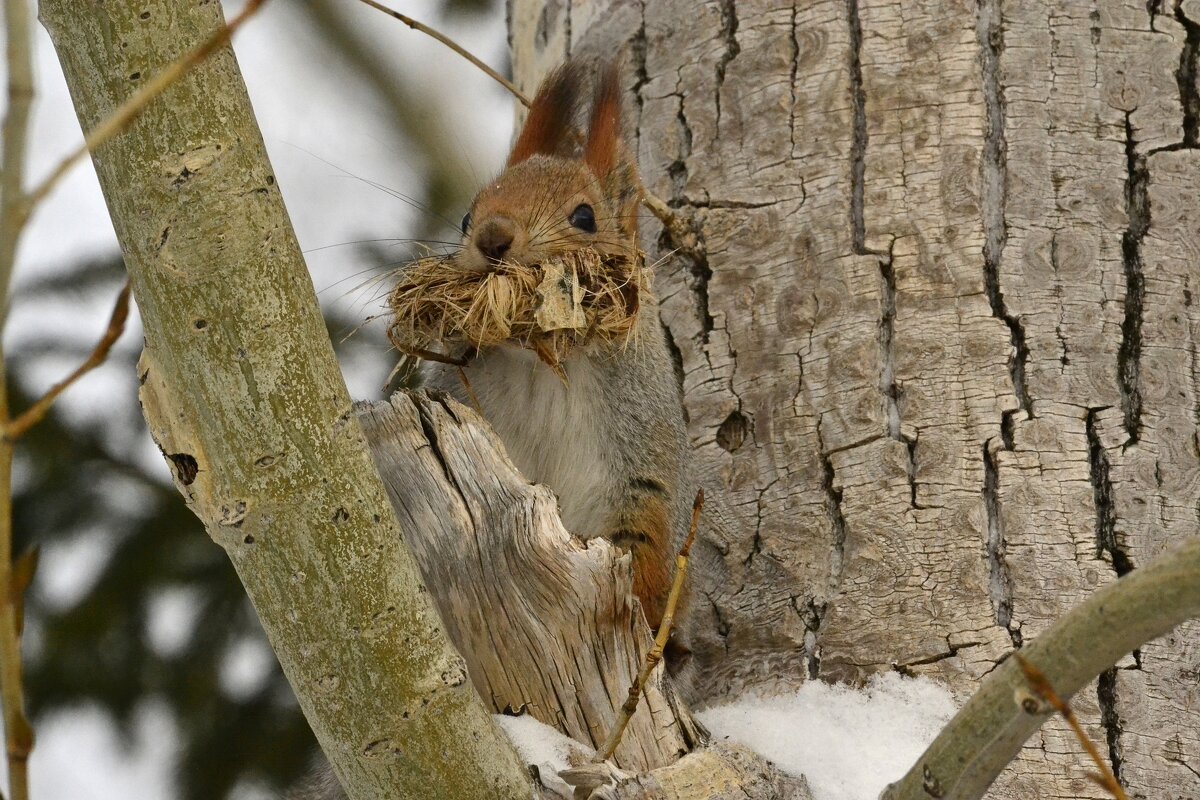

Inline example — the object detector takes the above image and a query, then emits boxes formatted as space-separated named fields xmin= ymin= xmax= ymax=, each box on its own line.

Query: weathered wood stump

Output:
xmin=358 ymin=391 xmax=703 ymax=773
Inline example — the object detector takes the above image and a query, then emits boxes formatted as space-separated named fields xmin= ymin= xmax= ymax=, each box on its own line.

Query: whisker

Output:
xmin=305 ymin=237 xmax=460 ymax=255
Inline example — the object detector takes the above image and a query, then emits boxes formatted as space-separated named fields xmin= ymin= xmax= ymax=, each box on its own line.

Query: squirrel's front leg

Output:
xmin=609 ymin=488 xmax=679 ymax=631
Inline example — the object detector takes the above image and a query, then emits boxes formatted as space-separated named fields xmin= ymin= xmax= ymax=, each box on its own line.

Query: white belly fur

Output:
xmin=461 ymin=346 xmax=615 ymax=538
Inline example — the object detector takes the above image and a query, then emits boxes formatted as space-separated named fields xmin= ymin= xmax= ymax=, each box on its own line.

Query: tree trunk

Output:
xmin=509 ymin=0 xmax=1200 ymax=797
xmin=39 ymin=4 xmax=531 ymax=799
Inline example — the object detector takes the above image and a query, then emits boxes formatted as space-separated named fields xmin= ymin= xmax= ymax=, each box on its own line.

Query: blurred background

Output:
xmin=2 ymin=1 xmax=511 ymax=797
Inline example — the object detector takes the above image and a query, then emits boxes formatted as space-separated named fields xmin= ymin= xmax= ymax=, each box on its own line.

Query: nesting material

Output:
xmin=387 ymin=248 xmax=651 ymax=368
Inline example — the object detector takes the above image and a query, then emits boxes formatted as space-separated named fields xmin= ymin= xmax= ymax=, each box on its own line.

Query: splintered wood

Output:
xmin=356 ymin=392 xmax=703 ymax=775
xmin=387 ymin=248 xmax=650 ymax=367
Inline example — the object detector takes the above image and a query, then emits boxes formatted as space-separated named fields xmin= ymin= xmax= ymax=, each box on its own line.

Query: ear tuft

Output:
xmin=507 ymin=63 xmax=583 ymax=166
xmin=585 ymin=62 xmax=622 ymax=178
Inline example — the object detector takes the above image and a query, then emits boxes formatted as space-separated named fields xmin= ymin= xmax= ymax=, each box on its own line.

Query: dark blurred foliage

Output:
xmin=12 ymin=1 xmax=498 ymax=797
xmin=13 ymin=257 xmax=345 ymax=799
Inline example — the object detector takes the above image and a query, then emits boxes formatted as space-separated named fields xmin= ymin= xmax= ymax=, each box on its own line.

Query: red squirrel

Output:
xmin=424 ymin=60 xmax=691 ymax=632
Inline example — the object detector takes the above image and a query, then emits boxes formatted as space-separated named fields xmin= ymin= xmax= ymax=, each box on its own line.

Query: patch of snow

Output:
xmin=697 ymin=673 xmax=958 ymax=800
xmin=494 ymin=713 xmax=593 ymax=797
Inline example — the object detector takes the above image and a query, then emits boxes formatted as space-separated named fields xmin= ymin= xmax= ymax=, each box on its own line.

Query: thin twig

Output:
xmin=22 ymin=0 xmax=271 ymax=215
xmin=4 ymin=282 xmax=132 ymax=442
xmin=1014 ymin=654 xmax=1129 ymax=800
xmin=352 ymin=0 xmax=696 ymax=247
xmin=0 ymin=0 xmax=35 ymax=316
xmin=0 ymin=0 xmax=36 ymax=795
xmin=455 ymin=366 xmax=483 ymax=414
xmin=639 ymin=191 xmax=703 ymax=261
xmin=399 ymin=345 xmax=468 ymax=368
xmin=353 ymin=0 xmax=530 ymax=106
xmin=594 ymin=489 xmax=703 ymax=763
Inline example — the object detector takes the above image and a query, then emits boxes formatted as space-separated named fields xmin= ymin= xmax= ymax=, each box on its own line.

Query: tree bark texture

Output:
xmin=40 ymin=4 xmax=531 ymax=799
xmin=509 ymin=0 xmax=1200 ymax=797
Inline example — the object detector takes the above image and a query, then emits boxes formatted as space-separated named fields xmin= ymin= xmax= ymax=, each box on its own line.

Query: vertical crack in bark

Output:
xmin=848 ymin=0 xmax=870 ymax=254
xmin=817 ymin=425 xmax=848 ymax=591
xmin=847 ymin=3 xmax=918 ymax=502
xmin=631 ymin=1 xmax=648 ymax=156
xmin=982 ymin=435 xmax=1020 ymax=647
xmin=877 ymin=245 xmax=921 ymax=506
xmin=1086 ymin=406 xmax=1135 ymax=782
xmin=793 ymin=596 xmax=827 ymax=679
xmin=714 ymin=0 xmax=740 ymax=128
xmin=671 ymin=86 xmax=695 ymax=198
xmin=1119 ymin=115 xmax=1148 ymax=446
xmin=563 ymin=0 xmax=572 ymax=57
xmin=879 ymin=250 xmax=901 ymax=440
xmin=661 ymin=322 xmax=687 ymax=424
xmin=1175 ymin=0 xmax=1200 ymax=147
xmin=978 ymin=0 xmax=1033 ymax=418
xmin=1187 ymin=284 xmax=1200 ymax=531
xmin=1149 ymin=0 xmax=1165 ymax=29
xmin=905 ymin=435 xmax=919 ymax=508
xmin=788 ymin=1 xmax=800 ymax=159
xmin=745 ymin=481 xmax=769 ymax=567
xmin=810 ymin=425 xmax=847 ymax=681
xmin=1098 ymin=667 xmax=1128 ymax=789
xmin=1086 ymin=408 xmax=1135 ymax=577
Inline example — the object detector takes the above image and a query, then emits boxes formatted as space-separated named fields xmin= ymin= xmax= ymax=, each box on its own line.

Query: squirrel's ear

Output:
xmin=584 ymin=62 xmax=621 ymax=178
xmin=507 ymin=64 xmax=581 ymax=166
xmin=586 ymin=62 xmax=641 ymax=239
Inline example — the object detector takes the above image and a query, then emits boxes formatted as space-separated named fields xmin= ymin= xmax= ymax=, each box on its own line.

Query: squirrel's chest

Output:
xmin=460 ymin=348 xmax=616 ymax=535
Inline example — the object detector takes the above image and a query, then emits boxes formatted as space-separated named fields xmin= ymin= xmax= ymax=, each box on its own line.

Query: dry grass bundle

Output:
xmin=387 ymin=248 xmax=651 ymax=368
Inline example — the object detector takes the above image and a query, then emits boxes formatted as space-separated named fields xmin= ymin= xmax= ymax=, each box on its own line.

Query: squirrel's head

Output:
xmin=454 ymin=62 xmax=641 ymax=273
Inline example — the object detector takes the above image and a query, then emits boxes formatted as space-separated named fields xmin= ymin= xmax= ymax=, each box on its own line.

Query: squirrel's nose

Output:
xmin=475 ymin=218 xmax=516 ymax=263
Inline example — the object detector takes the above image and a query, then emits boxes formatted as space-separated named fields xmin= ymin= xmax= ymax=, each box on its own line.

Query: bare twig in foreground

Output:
xmin=351 ymin=0 xmax=697 ymax=249
xmin=0 ymin=0 xmax=34 ymax=310
xmin=353 ymin=0 xmax=530 ymax=106
xmin=4 ymin=282 xmax=132 ymax=442
xmin=594 ymin=489 xmax=704 ymax=763
xmin=0 ymin=0 xmax=37 ymax=794
xmin=23 ymin=0 xmax=270 ymax=215
xmin=1014 ymin=653 xmax=1129 ymax=800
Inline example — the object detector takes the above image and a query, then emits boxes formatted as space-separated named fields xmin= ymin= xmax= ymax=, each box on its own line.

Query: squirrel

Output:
xmin=289 ymin=61 xmax=693 ymax=800
xmin=423 ymin=60 xmax=692 ymax=636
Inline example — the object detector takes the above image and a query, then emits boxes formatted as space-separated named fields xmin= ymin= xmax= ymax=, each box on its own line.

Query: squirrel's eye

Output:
xmin=568 ymin=204 xmax=596 ymax=233
xmin=460 ymin=212 xmax=471 ymax=234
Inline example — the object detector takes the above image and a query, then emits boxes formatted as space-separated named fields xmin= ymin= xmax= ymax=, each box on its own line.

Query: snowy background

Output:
xmin=1 ymin=1 xmax=959 ymax=798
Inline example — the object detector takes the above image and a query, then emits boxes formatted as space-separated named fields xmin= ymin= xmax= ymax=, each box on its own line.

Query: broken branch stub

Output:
xmin=357 ymin=391 xmax=703 ymax=773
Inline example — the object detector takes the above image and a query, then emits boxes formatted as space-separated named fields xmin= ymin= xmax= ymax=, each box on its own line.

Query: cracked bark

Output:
xmin=1119 ymin=115 xmax=1148 ymax=446
xmin=511 ymin=1 xmax=1199 ymax=796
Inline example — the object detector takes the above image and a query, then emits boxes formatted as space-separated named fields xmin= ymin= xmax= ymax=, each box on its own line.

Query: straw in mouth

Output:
xmin=386 ymin=248 xmax=651 ymax=371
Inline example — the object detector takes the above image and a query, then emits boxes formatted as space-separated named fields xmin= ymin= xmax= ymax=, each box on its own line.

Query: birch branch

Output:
xmin=39 ymin=3 xmax=532 ymax=797
xmin=881 ymin=536 xmax=1200 ymax=800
